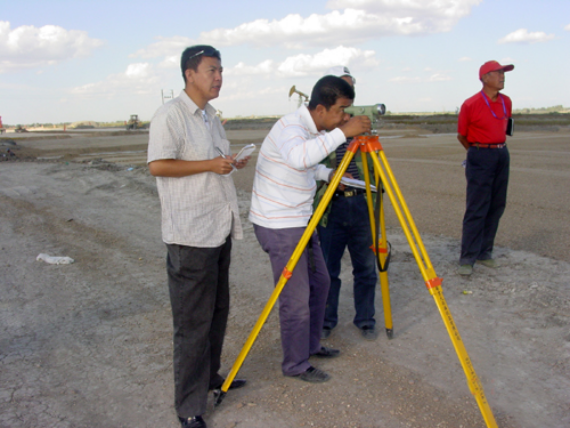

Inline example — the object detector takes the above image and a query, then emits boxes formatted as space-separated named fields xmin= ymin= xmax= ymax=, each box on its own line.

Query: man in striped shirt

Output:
xmin=249 ymin=76 xmax=371 ymax=383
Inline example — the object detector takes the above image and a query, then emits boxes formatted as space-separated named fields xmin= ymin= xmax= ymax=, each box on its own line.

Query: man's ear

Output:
xmin=311 ymin=104 xmax=328 ymax=130
xmin=314 ymin=104 xmax=326 ymax=117
xmin=185 ymin=68 xmax=194 ymax=84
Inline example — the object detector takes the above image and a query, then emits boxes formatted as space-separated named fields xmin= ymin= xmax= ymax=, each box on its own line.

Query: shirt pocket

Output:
xmin=179 ymin=124 xmax=212 ymax=161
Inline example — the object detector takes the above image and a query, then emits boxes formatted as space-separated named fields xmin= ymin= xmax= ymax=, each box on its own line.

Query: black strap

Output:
xmin=374 ymin=181 xmax=391 ymax=273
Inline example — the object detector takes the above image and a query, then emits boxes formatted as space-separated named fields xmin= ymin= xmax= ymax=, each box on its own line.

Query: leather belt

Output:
xmin=470 ymin=143 xmax=506 ymax=149
xmin=333 ymin=188 xmax=364 ymax=199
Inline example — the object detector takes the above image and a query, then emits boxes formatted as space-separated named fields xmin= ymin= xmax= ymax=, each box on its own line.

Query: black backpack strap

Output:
xmin=374 ymin=182 xmax=391 ymax=273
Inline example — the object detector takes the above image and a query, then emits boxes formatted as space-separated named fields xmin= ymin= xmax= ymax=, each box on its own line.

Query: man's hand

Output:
xmin=211 ymin=156 xmax=236 ymax=175
xmin=233 ymin=155 xmax=250 ymax=170
xmin=328 ymin=170 xmax=354 ymax=190
xmin=339 ymin=115 xmax=372 ymax=138
xmin=338 ymin=172 xmax=353 ymax=190
xmin=457 ymin=133 xmax=470 ymax=150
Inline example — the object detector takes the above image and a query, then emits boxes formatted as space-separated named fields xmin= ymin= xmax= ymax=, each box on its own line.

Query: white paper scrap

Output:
xmin=36 ymin=253 xmax=75 ymax=265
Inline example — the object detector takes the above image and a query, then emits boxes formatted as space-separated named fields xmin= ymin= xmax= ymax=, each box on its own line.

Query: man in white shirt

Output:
xmin=147 ymin=45 xmax=249 ymax=428
xmin=249 ymin=76 xmax=371 ymax=383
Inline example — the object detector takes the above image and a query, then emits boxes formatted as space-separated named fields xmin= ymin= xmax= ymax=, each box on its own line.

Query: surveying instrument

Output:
xmin=214 ymin=102 xmax=499 ymax=428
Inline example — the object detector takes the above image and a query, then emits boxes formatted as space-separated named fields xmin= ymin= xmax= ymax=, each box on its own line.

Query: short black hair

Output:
xmin=308 ymin=76 xmax=355 ymax=111
xmin=180 ymin=45 xmax=221 ymax=83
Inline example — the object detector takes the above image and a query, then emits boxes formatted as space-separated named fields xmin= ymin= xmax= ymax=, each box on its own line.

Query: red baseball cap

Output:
xmin=479 ymin=60 xmax=514 ymax=79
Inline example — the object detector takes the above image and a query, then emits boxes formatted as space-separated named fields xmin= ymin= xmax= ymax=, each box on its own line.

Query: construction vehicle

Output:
xmin=15 ymin=125 xmax=28 ymax=133
xmin=126 ymin=114 xmax=143 ymax=130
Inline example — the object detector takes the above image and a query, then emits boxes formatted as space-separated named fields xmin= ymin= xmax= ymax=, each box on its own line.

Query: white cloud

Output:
xmin=459 ymin=56 xmax=472 ymax=62
xmin=225 ymin=46 xmax=378 ymax=78
xmin=158 ymin=55 xmax=179 ymax=69
xmin=195 ymin=0 xmax=481 ymax=48
xmin=226 ymin=60 xmax=276 ymax=76
xmin=498 ymin=28 xmax=555 ymax=44
xmin=326 ymin=0 xmax=479 ymax=16
xmin=278 ymin=46 xmax=378 ymax=76
xmin=427 ymin=73 xmax=452 ymax=82
xmin=131 ymin=35 xmax=194 ymax=59
xmin=70 ymin=63 xmax=159 ymax=98
xmin=0 ymin=21 xmax=103 ymax=73
xmin=565 ymin=23 xmax=570 ymax=31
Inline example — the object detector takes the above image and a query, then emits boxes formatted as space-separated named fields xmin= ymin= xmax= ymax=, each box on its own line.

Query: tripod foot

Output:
xmin=386 ymin=328 xmax=393 ymax=339
xmin=213 ymin=389 xmax=226 ymax=407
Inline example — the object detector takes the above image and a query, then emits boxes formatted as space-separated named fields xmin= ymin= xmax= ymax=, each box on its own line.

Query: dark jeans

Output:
xmin=166 ymin=238 xmax=231 ymax=418
xmin=460 ymin=146 xmax=510 ymax=265
xmin=318 ymin=193 xmax=377 ymax=330
xmin=253 ymin=225 xmax=329 ymax=376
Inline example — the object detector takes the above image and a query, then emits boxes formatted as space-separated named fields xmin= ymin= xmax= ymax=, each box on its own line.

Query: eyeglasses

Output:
xmin=186 ymin=47 xmax=220 ymax=61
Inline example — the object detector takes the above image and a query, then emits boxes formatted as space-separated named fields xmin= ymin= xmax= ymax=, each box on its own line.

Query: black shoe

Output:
xmin=209 ymin=378 xmax=247 ymax=391
xmin=360 ymin=325 xmax=378 ymax=341
xmin=312 ymin=346 xmax=340 ymax=358
xmin=288 ymin=366 xmax=330 ymax=383
xmin=179 ymin=415 xmax=206 ymax=428
xmin=321 ymin=327 xmax=332 ymax=339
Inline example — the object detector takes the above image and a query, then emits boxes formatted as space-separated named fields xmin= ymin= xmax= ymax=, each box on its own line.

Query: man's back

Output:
xmin=249 ymin=105 xmax=345 ymax=229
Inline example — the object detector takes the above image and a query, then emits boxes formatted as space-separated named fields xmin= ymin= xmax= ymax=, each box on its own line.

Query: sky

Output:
xmin=1 ymin=0 xmax=569 ymax=124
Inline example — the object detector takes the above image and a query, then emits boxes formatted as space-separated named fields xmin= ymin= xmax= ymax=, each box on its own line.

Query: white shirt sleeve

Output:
xmin=274 ymin=126 xmax=346 ymax=170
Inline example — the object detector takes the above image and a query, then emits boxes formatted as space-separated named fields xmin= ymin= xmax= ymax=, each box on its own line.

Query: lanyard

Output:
xmin=480 ymin=91 xmax=507 ymax=120
xmin=201 ymin=109 xmax=211 ymax=131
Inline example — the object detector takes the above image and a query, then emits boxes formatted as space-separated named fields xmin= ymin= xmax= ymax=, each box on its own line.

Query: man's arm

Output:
xmin=148 ymin=157 xmax=235 ymax=177
xmin=339 ymin=115 xmax=371 ymax=138
xmin=457 ymin=134 xmax=470 ymax=151
xmin=457 ymin=101 xmax=470 ymax=150
xmin=277 ymin=116 xmax=372 ymax=171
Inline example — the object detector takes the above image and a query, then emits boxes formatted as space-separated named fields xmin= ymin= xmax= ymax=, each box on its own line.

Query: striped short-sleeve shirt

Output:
xmin=147 ymin=90 xmax=242 ymax=248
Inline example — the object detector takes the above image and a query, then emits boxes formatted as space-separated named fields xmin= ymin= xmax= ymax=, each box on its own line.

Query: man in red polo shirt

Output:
xmin=457 ymin=60 xmax=515 ymax=276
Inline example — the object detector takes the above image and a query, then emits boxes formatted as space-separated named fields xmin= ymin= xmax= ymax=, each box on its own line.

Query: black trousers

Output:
xmin=166 ymin=237 xmax=231 ymax=418
xmin=460 ymin=146 xmax=510 ymax=265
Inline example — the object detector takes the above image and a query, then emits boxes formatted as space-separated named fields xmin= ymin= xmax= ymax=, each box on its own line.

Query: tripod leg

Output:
xmin=377 ymin=190 xmax=393 ymax=338
xmin=428 ymin=280 xmax=498 ymax=428
xmin=361 ymin=151 xmax=393 ymax=338
xmin=216 ymin=148 xmax=356 ymax=406
xmin=361 ymin=136 xmax=498 ymax=428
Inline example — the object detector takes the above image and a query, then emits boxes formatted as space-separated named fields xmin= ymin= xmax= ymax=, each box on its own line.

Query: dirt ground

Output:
xmin=1 ymin=123 xmax=569 ymax=428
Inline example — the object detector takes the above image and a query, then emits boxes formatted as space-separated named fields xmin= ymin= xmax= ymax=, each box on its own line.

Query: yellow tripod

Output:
xmin=215 ymin=135 xmax=498 ymax=428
